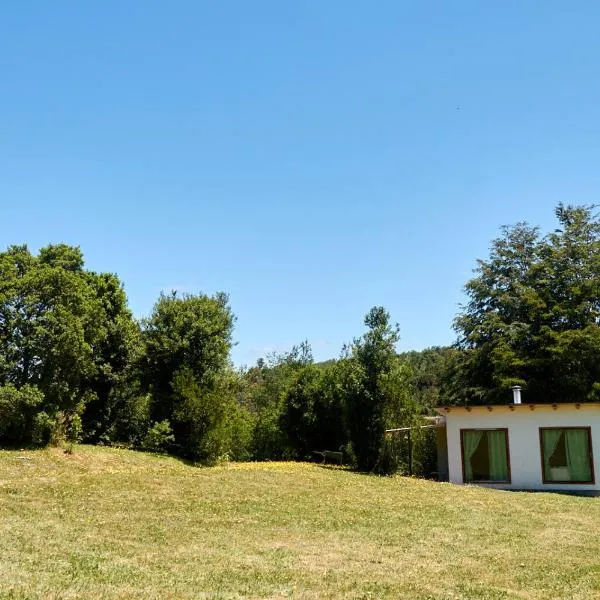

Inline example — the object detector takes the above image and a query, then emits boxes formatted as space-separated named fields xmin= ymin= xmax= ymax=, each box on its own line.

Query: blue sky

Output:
xmin=1 ymin=2 xmax=599 ymax=365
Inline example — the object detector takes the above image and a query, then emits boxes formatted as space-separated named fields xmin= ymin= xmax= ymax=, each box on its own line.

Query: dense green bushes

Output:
xmin=0 ymin=241 xmax=422 ymax=472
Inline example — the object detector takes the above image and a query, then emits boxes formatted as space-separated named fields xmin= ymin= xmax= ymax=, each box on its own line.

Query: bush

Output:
xmin=0 ymin=385 xmax=44 ymax=445
xmin=411 ymin=427 xmax=438 ymax=478
xmin=281 ymin=363 xmax=348 ymax=459
xmin=141 ymin=420 xmax=175 ymax=453
xmin=32 ymin=411 xmax=56 ymax=446
xmin=225 ymin=404 xmax=255 ymax=461
xmin=374 ymin=433 xmax=408 ymax=475
xmin=374 ymin=427 xmax=438 ymax=477
xmin=111 ymin=392 xmax=152 ymax=447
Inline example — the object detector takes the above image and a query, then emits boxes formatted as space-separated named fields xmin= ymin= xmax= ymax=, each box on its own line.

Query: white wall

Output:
xmin=444 ymin=404 xmax=600 ymax=491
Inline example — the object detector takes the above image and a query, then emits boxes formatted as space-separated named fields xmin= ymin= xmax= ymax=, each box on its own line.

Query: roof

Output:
xmin=435 ymin=402 xmax=600 ymax=415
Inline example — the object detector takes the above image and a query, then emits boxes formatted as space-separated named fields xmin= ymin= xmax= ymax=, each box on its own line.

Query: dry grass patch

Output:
xmin=0 ymin=446 xmax=599 ymax=599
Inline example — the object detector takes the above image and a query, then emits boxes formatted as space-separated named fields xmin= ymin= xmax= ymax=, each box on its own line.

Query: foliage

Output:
xmin=242 ymin=342 xmax=313 ymax=460
xmin=169 ymin=367 xmax=230 ymax=463
xmin=0 ymin=243 xmax=432 ymax=471
xmin=411 ymin=426 xmax=438 ymax=477
xmin=109 ymin=391 xmax=152 ymax=446
xmin=142 ymin=292 xmax=236 ymax=462
xmin=142 ymin=291 xmax=234 ymax=409
xmin=454 ymin=204 xmax=600 ymax=404
xmin=80 ymin=272 xmax=142 ymax=443
xmin=32 ymin=410 xmax=57 ymax=446
xmin=0 ymin=384 xmax=44 ymax=445
xmin=223 ymin=399 xmax=255 ymax=461
xmin=399 ymin=346 xmax=459 ymax=412
xmin=280 ymin=361 xmax=348 ymax=459
xmin=345 ymin=307 xmax=417 ymax=472
xmin=0 ymin=244 xmax=136 ymax=444
xmin=141 ymin=419 xmax=175 ymax=453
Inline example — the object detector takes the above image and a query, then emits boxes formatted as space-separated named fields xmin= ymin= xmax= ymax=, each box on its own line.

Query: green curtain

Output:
xmin=462 ymin=430 xmax=483 ymax=482
xmin=542 ymin=430 xmax=563 ymax=481
xmin=564 ymin=429 xmax=592 ymax=482
xmin=487 ymin=430 xmax=509 ymax=481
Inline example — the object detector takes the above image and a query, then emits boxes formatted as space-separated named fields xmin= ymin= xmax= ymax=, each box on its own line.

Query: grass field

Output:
xmin=0 ymin=446 xmax=599 ymax=599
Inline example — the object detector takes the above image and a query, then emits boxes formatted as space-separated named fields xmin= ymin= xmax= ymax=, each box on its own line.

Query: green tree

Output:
xmin=0 ymin=244 xmax=107 ymax=443
xmin=242 ymin=342 xmax=313 ymax=460
xmin=0 ymin=243 xmax=141 ymax=445
xmin=0 ymin=384 xmax=45 ymax=445
xmin=142 ymin=291 xmax=236 ymax=461
xmin=399 ymin=346 xmax=458 ymax=412
xmin=345 ymin=307 xmax=415 ymax=472
xmin=454 ymin=204 xmax=600 ymax=404
xmin=80 ymin=271 xmax=141 ymax=443
xmin=281 ymin=361 xmax=348 ymax=458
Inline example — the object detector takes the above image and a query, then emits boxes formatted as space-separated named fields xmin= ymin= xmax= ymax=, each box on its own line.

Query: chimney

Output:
xmin=512 ymin=385 xmax=522 ymax=405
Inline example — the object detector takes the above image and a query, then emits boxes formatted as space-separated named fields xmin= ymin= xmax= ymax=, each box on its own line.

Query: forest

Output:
xmin=1 ymin=203 xmax=599 ymax=474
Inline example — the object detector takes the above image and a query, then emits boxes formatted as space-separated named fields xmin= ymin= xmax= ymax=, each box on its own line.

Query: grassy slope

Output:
xmin=0 ymin=447 xmax=599 ymax=600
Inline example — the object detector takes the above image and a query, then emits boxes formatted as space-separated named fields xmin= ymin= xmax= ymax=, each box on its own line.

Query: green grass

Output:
xmin=0 ymin=446 xmax=599 ymax=599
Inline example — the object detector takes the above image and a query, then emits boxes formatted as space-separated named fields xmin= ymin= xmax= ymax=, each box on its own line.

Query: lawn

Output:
xmin=0 ymin=446 xmax=598 ymax=599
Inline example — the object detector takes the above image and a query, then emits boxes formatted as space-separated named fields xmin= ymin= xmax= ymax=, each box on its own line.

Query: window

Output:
xmin=460 ymin=429 xmax=510 ymax=483
xmin=540 ymin=427 xmax=594 ymax=484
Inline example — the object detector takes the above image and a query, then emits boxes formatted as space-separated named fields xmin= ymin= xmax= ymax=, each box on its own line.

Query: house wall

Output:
xmin=445 ymin=405 xmax=600 ymax=491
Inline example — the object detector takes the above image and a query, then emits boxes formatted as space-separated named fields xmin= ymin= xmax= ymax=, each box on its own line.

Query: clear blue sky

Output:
xmin=2 ymin=2 xmax=599 ymax=365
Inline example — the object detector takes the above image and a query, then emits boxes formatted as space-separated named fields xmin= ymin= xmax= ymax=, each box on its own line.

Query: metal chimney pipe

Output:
xmin=512 ymin=385 xmax=522 ymax=405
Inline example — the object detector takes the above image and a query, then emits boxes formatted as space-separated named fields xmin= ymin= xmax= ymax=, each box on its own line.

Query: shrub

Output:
xmin=0 ymin=385 xmax=44 ymax=445
xmin=32 ymin=411 xmax=56 ymax=446
xmin=411 ymin=427 xmax=438 ymax=478
xmin=225 ymin=404 xmax=255 ymax=461
xmin=374 ymin=433 xmax=407 ymax=475
xmin=111 ymin=392 xmax=152 ymax=447
xmin=141 ymin=420 xmax=175 ymax=453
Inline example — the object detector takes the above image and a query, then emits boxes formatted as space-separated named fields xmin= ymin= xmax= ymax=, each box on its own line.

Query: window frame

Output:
xmin=539 ymin=426 xmax=595 ymax=485
xmin=459 ymin=428 xmax=512 ymax=484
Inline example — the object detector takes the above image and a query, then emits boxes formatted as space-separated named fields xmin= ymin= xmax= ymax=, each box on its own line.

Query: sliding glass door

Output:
xmin=461 ymin=429 xmax=510 ymax=483
xmin=540 ymin=427 xmax=594 ymax=484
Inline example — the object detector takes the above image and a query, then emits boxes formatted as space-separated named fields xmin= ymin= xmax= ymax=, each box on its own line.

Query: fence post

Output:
xmin=407 ymin=429 xmax=412 ymax=476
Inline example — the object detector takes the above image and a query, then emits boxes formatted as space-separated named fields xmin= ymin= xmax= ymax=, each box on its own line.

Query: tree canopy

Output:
xmin=453 ymin=203 xmax=600 ymax=404
xmin=0 ymin=244 xmax=137 ymax=444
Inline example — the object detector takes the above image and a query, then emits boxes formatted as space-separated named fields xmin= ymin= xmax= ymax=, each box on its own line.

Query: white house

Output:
xmin=435 ymin=392 xmax=599 ymax=493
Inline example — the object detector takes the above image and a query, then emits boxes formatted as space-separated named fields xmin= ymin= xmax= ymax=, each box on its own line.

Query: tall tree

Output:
xmin=346 ymin=307 xmax=414 ymax=472
xmin=142 ymin=291 xmax=236 ymax=461
xmin=0 ymin=244 xmax=118 ymax=443
xmin=454 ymin=204 xmax=600 ymax=404
xmin=399 ymin=346 xmax=459 ymax=412
xmin=80 ymin=271 xmax=141 ymax=442
xmin=241 ymin=342 xmax=313 ymax=460
xmin=280 ymin=361 xmax=348 ymax=458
